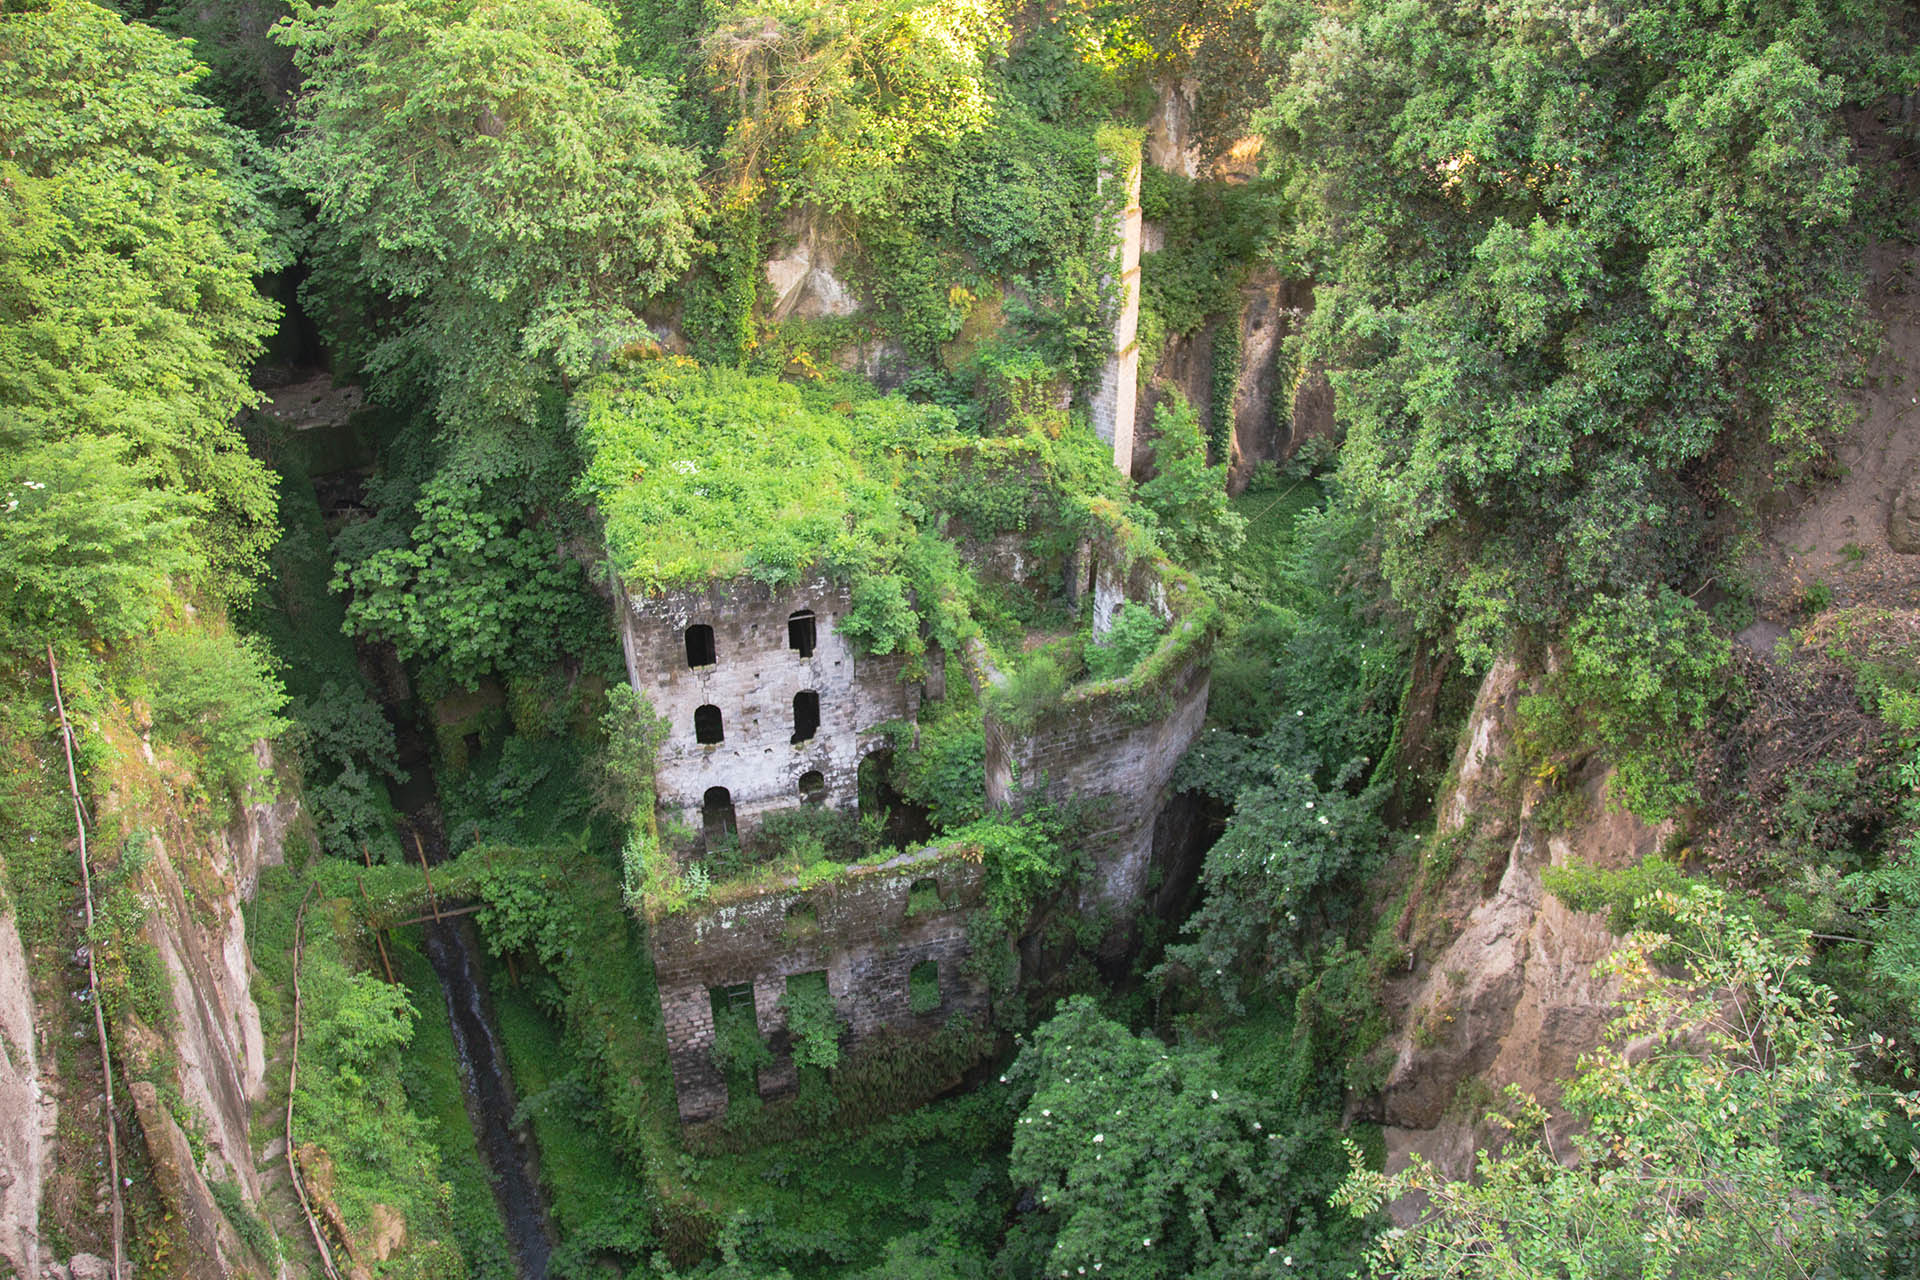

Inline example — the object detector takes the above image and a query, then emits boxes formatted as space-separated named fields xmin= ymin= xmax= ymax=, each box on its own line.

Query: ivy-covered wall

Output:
xmin=985 ymin=541 xmax=1215 ymax=921
xmin=649 ymin=845 xmax=987 ymax=1123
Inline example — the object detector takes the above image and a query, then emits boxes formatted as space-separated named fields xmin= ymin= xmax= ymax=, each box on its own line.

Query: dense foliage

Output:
xmin=1 ymin=0 xmax=284 ymax=639
xmin=278 ymin=0 xmax=704 ymax=432
xmin=15 ymin=0 xmax=1920 ymax=1276
xmin=1267 ymin=0 xmax=1904 ymax=662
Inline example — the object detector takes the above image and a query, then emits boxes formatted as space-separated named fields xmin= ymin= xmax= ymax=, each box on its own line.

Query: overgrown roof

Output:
xmin=575 ymin=359 xmax=954 ymax=594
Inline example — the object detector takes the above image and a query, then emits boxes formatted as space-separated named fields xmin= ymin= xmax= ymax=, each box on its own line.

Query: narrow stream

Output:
xmin=391 ymin=756 xmax=556 ymax=1279
xmin=283 ymin=353 xmax=556 ymax=1272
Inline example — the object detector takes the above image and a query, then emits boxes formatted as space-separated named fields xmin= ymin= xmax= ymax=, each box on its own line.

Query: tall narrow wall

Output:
xmin=1090 ymin=143 xmax=1143 ymax=475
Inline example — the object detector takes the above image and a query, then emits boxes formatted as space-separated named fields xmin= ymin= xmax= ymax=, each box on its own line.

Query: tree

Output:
xmin=701 ymin=0 xmax=1006 ymax=220
xmin=1336 ymin=886 xmax=1920 ymax=1278
xmin=0 ymin=0 xmax=284 ymax=600
xmin=1136 ymin=392 xmax=1246 ymax=577
xmin=1004 ymin=996 xmax=1367 ymax=1278
xmin=1263 ymin=0 xmax=1907 ymax=661
xmin=277 ymin=0 xmax=704 ymax=431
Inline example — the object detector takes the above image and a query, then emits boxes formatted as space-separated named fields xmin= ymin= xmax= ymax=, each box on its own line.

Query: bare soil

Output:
xmin=1756 ymin=239 xmax=1920 ymax=615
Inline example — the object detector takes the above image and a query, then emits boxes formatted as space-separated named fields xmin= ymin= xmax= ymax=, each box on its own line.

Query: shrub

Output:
xmin=1084 ymin=603 xmax=1166 ymax=683
xmin=145 ymin=625 xmax=288 ymax=790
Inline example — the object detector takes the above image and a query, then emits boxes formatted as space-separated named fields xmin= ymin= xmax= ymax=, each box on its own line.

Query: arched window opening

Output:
xmin=702 ymin=786 xmax=737 ymax=846
xmin=694 ymin=704 xmax=724 ymax=745
xmin=791 ymin=690 xmax=820 ymax=744
xmin=797 ymin=769 xmax=826 ymax=802
xmin=685 ymin=623 xmax=716 ymax=668
xmin=788 ymin=609 xmax=816 ymax=658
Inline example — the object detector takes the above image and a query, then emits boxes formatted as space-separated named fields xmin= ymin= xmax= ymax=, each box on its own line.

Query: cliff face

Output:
xmin=0 ymin=739 xmax=298 ymax=1280
xmin=0 ymin=902 xmax=49 ymax=1278
xmin=1375 ymin=660 xmax=1668 ymax=1219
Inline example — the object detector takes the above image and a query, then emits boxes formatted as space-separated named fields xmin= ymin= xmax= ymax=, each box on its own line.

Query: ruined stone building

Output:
xmin=590 ymin=162 xmax=1211 ymax=1122
xmin=617 ymin=575 xmax=919 ymax=845
xmin=614 ymin=538 xmax=1210 ymax=1123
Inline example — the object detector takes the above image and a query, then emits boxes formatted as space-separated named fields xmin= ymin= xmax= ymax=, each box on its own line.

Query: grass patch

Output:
xmin=486 ymin=964 xmax=656 ymax=1270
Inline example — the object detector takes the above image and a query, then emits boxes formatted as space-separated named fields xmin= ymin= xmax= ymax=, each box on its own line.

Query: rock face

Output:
xmin=129 ymin=1082 xmax=251 ymax=1276
xmin=1378 ymin=660 xmax=1669 ymax=1222
xmin=1 ymin=742 xmax=291 ymax=1279
xmin=1890 ymin=461 xmax=1920 ymax=553
xmin=0 ymin=905 xmax=48 ymax=1280
xmin=764 ymin=221 xmax=861 ymax=322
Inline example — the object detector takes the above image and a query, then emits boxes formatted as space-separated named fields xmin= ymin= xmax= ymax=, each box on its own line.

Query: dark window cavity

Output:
xmin=708 ymin=981 xmax=755 ymax=1020
xmin=788 ymin=609 xmax=817 ymax=658
xmin=685 ymin=623 xmax=716 ymax=668
xmin=694 ymin=704 xmax=724 ymax=744
xmin=791 ymin=690 xmax=820 ymax=744
xmin=702 ymin=786 xmax=737 ymax=845
xmin=798 ymin=769 xmax=826 ymax=801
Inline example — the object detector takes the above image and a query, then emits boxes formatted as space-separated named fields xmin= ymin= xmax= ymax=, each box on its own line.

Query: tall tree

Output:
xmin=701 ymin=0 xmax=1006 ymax=220
xmin=277 ymin=0 xmax=705 ymax=432
xmin=1263 ymin=0 xmax=1908 ymax=661
xmin=0 ymin=0 xmax=284 ymax=628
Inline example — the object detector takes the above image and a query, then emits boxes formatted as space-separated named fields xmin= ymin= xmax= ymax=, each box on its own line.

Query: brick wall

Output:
xmin=649 ymin=846 xmax=988 ymax=1123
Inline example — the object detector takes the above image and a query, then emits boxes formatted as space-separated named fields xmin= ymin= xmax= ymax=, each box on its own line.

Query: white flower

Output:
xmin=1093 ymin=1133 xmax=1104 ymax=1143
xmin=1209 ymin=1090 xmax=1219 ymax=1100
xmin=671 ymin=459 xmax=698 ymax=475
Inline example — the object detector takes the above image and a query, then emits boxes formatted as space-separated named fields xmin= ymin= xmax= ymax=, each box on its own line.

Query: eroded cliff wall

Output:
xmin=1374 ymin=660 xmax=1669 ymax=1220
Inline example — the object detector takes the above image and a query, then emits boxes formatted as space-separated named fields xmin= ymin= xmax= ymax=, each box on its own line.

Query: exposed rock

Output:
xmin=1226 ymin=271 xmax=1315 ymax=491
xmin=1145 ymin=78 xmax=1202 ymax=179
xmin=1890 ymin=460 xmax=1920 ymax=553
xmin=367 ymin=1203 xmax=409 ymax=1261
xmin=130 ymin=1081 xmax=253 ymax=1277
xmin=764 ymin=221 xmax=861 ymax=321
xmin=297 ymin=1142 xmax=353 ymax=1261
xmin=0 ymin=904 xmax=46 ymax=1280
xmin=65 ymin=1254 xmax=108 ymax=1280
xmin=1378 ymin=659 xmax=1670 ymax=1224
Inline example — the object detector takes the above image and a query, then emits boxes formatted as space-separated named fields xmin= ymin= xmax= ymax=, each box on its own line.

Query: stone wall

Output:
xmin=650 ymin=846 xmax=988 ymax=1122
xmin=1090 ymin=144 xmax=1142 ymax=474
xmin=616 ymin=576 xmax=921 ymax=840
xmin=986 ymin=546 xmax=1214 ymax=915
xmin=989 ymin=657 xmax=1210 ymax=912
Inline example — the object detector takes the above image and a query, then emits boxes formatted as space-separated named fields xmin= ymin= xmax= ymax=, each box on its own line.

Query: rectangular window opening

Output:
xmin=788 ymin=609 xmax=817 ymax=659
xmin=908 ymin=960 xmax=940 ymax=1015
